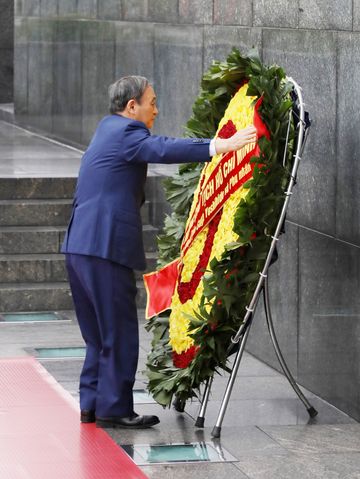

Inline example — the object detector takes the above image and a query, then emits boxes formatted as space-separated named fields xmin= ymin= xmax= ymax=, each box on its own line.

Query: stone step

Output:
xmin=61 ymin=221 xmax=156 ymax=250
xmin=142 ymin=224 xmax=158 ymax=252
xmin=0 ymin=252 xmax=158 ymax=283
xmin=0 ymin=281 xmax=147 ymax=312
xmin=0 ymin=282 xmax=73 ymax=312
xmin=0 ymin=221 xmax=157 ymax=255
xmin=0 ymin=174 xmax=163 ymax=202
xmin=0 ymin=254 xmax=66 ymax=283
xmin=0 ymin=177 xmax=77 ymax=200
xmin=136 ymin=281 xmax=147 ymax=309
xmin=135 ymin=252 xmax=158 ymax=280
xmin=0 ymin=199 xmax=151 ymax=226
xmin=0 ymin=199 xmax=72 ymax=226
xmin=0 ymin=226 xmax=64 ymax=254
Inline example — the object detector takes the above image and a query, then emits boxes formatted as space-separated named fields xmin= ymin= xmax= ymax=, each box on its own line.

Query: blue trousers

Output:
xmin=65 ymin=253 xmax=139 ymax=417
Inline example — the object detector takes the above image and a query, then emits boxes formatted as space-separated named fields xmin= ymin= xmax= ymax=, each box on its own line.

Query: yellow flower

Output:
xmin=169 ymin=85 xmax=256 ymax=354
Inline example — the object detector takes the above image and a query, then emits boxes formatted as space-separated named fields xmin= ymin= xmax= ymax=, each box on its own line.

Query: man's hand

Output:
xmin=215 ymin=126 xmax=257 ymax=155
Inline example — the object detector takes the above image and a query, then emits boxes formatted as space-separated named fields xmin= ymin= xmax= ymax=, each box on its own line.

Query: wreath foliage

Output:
xmin=145 ymin=49 xmax=297 ymax=407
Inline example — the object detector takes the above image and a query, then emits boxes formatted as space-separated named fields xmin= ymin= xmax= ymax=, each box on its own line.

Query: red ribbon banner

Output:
xmin=181 ymin=97 xmax=269 ymax=258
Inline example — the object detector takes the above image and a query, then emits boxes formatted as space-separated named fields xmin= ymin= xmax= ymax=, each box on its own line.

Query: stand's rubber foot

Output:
xmin=195 ymin=416 xmax=205 ymax=428
xmin=173 ymin=396 xmax=186 ymax=413
xmin=211 ymin=426 xmax=221 ymax=438
xmin=307 ymin=406 xmax=318 ymax=418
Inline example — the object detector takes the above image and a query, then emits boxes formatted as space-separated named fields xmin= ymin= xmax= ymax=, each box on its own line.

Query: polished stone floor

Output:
xmin=0 ymin=120 xmax=82 ymax=177
xmin=1 ymin=311 xmax=359 ymax=479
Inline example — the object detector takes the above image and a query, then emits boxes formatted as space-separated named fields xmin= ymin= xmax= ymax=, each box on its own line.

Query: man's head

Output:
xmin=108 ymin=76 xmax=158 ymax=129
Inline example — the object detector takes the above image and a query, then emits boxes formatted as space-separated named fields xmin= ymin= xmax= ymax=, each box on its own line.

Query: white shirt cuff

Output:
xmin=209 ymin=139 xmax=217 ymax=157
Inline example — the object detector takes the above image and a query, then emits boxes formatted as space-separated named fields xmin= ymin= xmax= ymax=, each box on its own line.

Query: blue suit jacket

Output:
xmin=61 ymin=114 xmax=211 ymax=270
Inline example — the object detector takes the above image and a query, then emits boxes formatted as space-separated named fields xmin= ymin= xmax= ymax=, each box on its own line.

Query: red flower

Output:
xmin=172 ymin=345 xmax=199 ymax=368
xmin=218 ymin=120 xmax=237 ymax=139
xmin=225 ymin=267 xmax=238 ymax=279
xmin=209 ymin=322 xmax=218 ymax=332
xmin=177 ymin=210 xmax=223 ymax=303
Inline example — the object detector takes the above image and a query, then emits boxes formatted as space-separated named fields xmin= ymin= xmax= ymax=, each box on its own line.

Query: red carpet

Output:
xmin=0 ymin=357 xmax=148 ymax=479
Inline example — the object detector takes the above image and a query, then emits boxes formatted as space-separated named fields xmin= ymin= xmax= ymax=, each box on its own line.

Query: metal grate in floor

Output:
xmin=0 ymin=312 xmax=69 ymax=323
xmin=121 ymin=442 xmax=237 ymax=465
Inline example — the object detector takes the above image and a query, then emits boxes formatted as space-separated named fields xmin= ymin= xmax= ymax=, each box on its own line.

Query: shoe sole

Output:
xmin=96 ymin=418 xmax=160 ymax=429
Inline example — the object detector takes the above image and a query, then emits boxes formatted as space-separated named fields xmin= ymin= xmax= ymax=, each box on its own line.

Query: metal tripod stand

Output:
xmin=194 ymin=77 xmax=317 ymax=438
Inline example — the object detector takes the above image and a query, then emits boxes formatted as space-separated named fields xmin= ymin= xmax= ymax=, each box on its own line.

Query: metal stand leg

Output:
xmin=211 ymin=318 xmax=252 ymax=438
xmin=263 ymin=276 xmax=318 ymax=418
xmin=195 ymin=376 xmax=213 ymax=427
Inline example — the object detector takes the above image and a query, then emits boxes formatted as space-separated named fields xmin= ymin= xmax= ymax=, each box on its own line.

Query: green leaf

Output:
xmin=224 ymin=241 xmax=243 ymax=251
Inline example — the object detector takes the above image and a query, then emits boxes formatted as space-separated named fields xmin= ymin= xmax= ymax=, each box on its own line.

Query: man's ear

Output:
xmin=126 ymin=98 xmax=137 ymax=114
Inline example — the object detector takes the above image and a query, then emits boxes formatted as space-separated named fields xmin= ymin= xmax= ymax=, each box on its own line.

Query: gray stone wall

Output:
xmin=0 ymin=0 xmax=14 ymax=102
xmin=13 ymin=1 xmax=360 ymax=421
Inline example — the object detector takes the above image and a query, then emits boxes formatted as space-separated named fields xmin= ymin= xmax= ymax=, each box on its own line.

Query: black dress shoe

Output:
xmin=96 ymin=413 xmax=160 ymax=429
xmin=81 ymin=410 xmax=96 ymax=423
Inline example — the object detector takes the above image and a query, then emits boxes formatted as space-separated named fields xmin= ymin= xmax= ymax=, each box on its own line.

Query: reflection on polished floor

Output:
xmin=1 ymin=119 xmax=360 ymax=478
xmin=0 ymin=120 xmax=82 ymax=177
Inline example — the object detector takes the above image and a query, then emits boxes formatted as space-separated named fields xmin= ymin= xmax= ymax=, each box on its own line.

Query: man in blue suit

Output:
xmin=62 ymin=76 xmax=257 ymax=429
